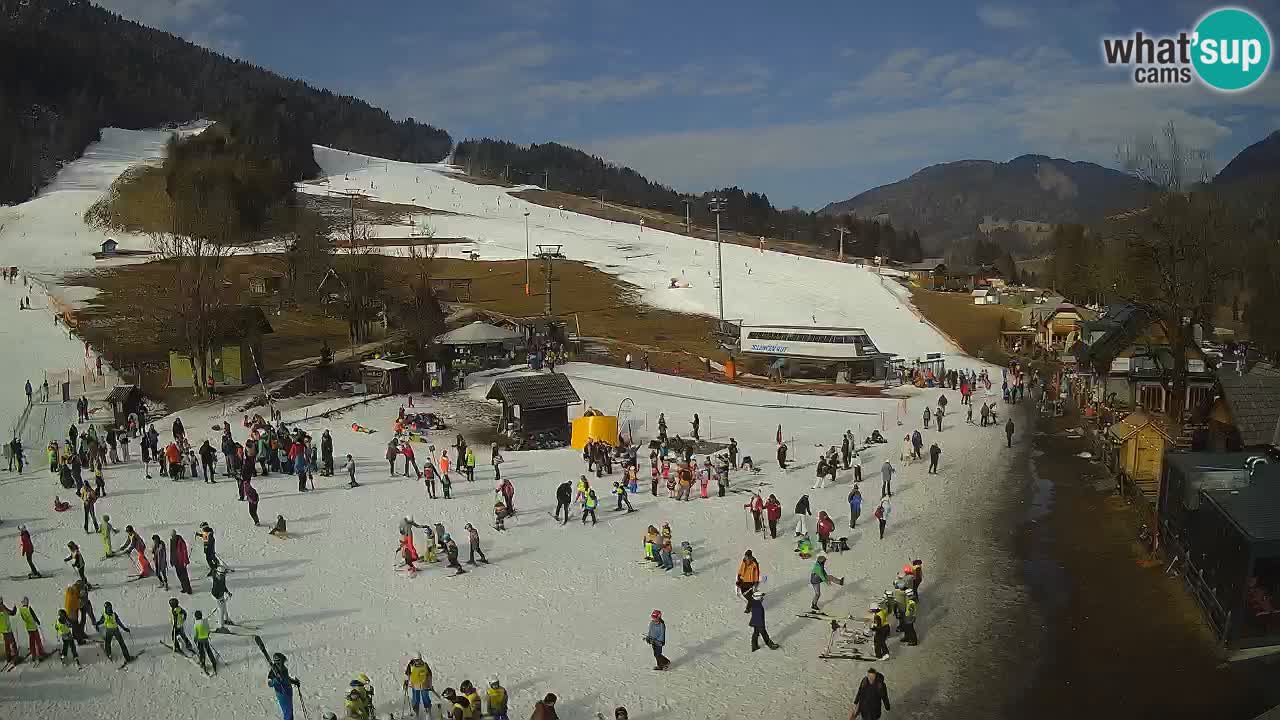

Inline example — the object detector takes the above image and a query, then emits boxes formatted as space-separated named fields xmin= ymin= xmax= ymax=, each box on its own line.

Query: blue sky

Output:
xmin=98 ymin=0 xmax=1280 ymax=208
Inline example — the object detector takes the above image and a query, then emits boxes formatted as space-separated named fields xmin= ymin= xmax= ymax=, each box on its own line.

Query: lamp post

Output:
xmin=709 ymin=197 xmax=726 ymax=330
xmin=524 ymin=211 xmax=531 ymax=295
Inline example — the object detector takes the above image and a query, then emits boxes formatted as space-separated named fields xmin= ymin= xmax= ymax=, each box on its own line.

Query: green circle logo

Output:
xmin=1192 ymin=8 xmax=1272 ymax=91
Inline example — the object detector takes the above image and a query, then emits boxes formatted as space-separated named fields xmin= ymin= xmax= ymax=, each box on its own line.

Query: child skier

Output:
xmin=679 ymin=541 xmax=694 ymax=576
xmin=168 ymin=598 xmax=196 ymax=653
xmin=193 ymin=610 xmax=217 ymax=673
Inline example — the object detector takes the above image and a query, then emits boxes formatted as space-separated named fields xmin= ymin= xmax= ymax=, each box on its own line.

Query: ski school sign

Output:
xmin=1101 ymin=7 xmax=1272 ymax=92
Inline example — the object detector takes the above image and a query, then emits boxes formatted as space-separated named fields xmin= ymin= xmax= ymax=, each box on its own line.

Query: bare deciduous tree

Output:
xmin=1111 ymin=122 xmax=1238 ymax=420
xmin=149 ymin=169 xmax=241 ymax=397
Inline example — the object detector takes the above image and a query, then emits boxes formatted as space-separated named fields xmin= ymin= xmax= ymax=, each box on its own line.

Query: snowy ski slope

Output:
xmin=0 ymin=134 xmax=1021 ymax=720
xmin=306 ymin=146 xmax=960 ymax=366
xmin=0 ymin=124 xmax=208 ymax=282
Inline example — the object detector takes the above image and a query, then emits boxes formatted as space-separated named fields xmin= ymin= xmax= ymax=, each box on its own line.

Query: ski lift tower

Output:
xmin=535 ymin=244 xmax=565 ymax=316
xmin=333 ymin=190 xmax=372 ymax=246
xmin=709 ymin=197 xmax=727 ymax=333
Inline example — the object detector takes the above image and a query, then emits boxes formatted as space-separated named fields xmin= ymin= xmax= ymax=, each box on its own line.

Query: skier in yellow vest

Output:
xmin=403 ymin=654 xmax=433 ymax=718
xmin=486 ymin=677 xmax=509 ymax=720
xmin=18 ymin=597 xmax=47 ymax=662
xmin=193 ymin=610 xmax=217 ymax=674
xmin=54 ymin=609 xmax=80 ymax=666
xmin=458 ymin=680 xmax=481 ymax=719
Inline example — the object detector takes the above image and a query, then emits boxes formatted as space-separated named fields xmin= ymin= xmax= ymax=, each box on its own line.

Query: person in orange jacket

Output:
xmin=736 ymin=550 xmax=761 ymax=597
xmin=165 ymin=442 xmax=181 ymax=479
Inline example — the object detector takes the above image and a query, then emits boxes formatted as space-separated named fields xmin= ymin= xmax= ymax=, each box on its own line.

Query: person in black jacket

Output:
xmin=776 ymin=442 xmax=788 ymax=470
xmin=199 ymin=440 xmax=217 ymax=483
xmin=794 ymin=494 xmax=812 ymax=537
xmin=554 ymin=481 xmax=572 ymax=525
xmin=851 ymin=668 xmax=890 ymax=719
xmin=320 ymin=430 xmax=334 ymax=476
xmin=744 ymin=589 xmax=779 ymax=651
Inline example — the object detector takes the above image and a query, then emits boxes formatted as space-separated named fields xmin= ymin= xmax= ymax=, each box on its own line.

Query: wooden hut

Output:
xmin=1107 ymin=409 xmax=1175 ymax=500
xmin=360 ymin=359 xmax=411 ymax=394
xmin=486 ymin=373 xmax=580 ymax=442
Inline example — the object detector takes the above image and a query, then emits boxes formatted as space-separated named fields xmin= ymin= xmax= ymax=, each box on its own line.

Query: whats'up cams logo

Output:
xmin=1102 ymin=7 xmax=1272 ymax=91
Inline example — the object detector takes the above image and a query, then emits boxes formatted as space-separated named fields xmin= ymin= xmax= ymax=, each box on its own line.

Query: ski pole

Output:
xmin=296 ymin=691 xmax=311 ymax=720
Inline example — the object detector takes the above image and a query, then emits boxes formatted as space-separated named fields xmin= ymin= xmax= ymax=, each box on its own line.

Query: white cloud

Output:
xmin=589 ymin=42 xmax=1276 ymax=200
xmin=976 ymin=4 xmax=1034 ymax=29
xmin=368 ymin=35 xmax=772 ymax=129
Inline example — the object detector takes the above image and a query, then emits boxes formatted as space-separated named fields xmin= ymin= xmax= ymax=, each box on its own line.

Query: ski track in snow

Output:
xmin=0 ymin=129 xmax=1021 ymax=720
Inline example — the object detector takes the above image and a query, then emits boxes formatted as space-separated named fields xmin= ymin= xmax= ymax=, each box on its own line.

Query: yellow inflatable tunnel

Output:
xmin=571 ymin=414 xmax=619 ymax=449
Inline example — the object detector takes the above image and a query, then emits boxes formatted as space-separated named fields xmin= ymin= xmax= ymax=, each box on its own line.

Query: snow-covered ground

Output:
xmin=0 ymin=123 xmax=209 ymax=284
xmin=306 ymin=146 xmax=958 ymax=367
xmin=0 ymin=280 xmax=94 ymax=446
xmin=0 ymin=133 xmax=1019 ymax=719
xmin=2 ymin=359 xmax=1020 ymax=720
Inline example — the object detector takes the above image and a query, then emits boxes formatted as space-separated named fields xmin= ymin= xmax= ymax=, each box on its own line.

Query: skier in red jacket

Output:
xmin=169 ymin=531 xmax=193 ymax=594
xmin=18 ymin=526 xmax=39 ymax=578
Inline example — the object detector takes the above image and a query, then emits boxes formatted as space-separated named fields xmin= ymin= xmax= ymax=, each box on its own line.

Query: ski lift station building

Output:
xmin=737 ymin=324 xmax=891 ymax=381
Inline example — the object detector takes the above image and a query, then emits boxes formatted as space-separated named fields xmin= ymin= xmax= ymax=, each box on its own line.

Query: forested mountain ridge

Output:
xmin=454 ymin=138 xmax=925 ymax=262
xmin=1214 ymin=130 xmax=1280 ymax=185
xmin=0 ymin=0 xmax=451 ymax=205
xmin=821 ymin=154 xmax=1151 ymax=255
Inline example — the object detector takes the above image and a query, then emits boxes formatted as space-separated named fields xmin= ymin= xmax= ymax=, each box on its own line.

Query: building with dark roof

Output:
xmin=486 ymin=373 xmax=581 ymax=442
xmin=1073 ymin=303 xmax=1214 ymax=417
xmin=1159 ymin=450 xmax=1280 ymax=649
xmin=1204 ymin=373 xmax=1280 ymax=451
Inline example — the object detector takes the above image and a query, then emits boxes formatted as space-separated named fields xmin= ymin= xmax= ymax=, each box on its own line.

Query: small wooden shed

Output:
xmin=360 ymin=358 xmax=411 ymax=394
xmin=486 ymin=373 xmax=580 ymax=441
xmin=104 ymin=385 xmax=144 ymax=429
xmin=1108 ymin=409 xmax=1175 ymax=499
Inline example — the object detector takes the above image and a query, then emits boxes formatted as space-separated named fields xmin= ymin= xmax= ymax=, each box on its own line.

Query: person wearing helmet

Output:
xmin=645 ymin=609 xmax=670 ymax=670
xmin=404 ymin=654 xmax=433 ymax=718
xmin=485 ymin=677 xmax=508 ymax=720
xmin=211 ymin=564 xmax=233 ymax=629
xmin=440 ymin=688 xmax=468 ymax=720
xmin=809 ymin=556 xmax=844 ymax=612
xmin=268 ymin=653 xmax=301 ymax=720
xmin=345 ymin=680 xmax=370 ymax=720
xmin=356 ymin=674 xmax=375 ymax=716
xmin=870 ymin=603 xmax=891 ymax=660
xmin=459 ymin=680 xmax=481 ymax=719
xmin=613 ymin=708 xmax=629 ymax=720
xmin=463 ymin=523 xmax=487 ymax=565
xmin=901 ymin=589 xmax=919 ymax=646
xmin=168 ymin=598 xmax=196 ymax=654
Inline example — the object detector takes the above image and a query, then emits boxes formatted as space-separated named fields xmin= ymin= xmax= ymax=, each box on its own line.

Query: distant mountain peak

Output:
xmin=1215 ymin=129 xmax=1280 ymax=184
xmin=822 ymin=154 xmax=1148 ymax=255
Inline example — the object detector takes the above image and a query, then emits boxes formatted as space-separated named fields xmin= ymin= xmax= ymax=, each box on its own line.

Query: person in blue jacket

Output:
xmin=268 ymin=652 xmax=302 ymax=719
xmin=645 ymin=610 xmax=670 ymax=670
xmin=848 ymin=485 xmax=863 ymax=530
